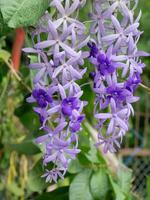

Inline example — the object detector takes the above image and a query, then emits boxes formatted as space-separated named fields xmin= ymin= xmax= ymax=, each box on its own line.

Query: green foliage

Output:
xmin=85 ymin=140 xmax=105 ymax=164
xmin=117 ymin=167 xmax=132 ymax=195
xmin=79 ymin=0 xmax=92 ymax=22
xmin=15 ymin=103 xmax=40 ymax=131
xmin=35 ymin=187 xmax=69 ymax=200
xmin=0 ymin=0 xmax=50 ymax=28
xmin=69 ymin=169 xmax=93 ymax=200
xmin=0 ymin=49 xmax=11 ymax=64
xmin=0 ymin=11 xmax=11 ymax=36
xmin=109 ymin=176 xmax=126 ymax=200
xmin=68 ymin=158 xmax=83 ymax=174
xmin=6 ymin=183 xmax=24 ymax=197
xmin=146 ymin=177 xmax=150 ymax=200
xmin=10 ymin=138 xmax=41 ymax=155
xmin=90 ymin=169 xmax=110 ymax=200
xmin=27 ymin=161 xmax=47 ymax=193
xmin=109 ymin=167 xmax=133 ymax=200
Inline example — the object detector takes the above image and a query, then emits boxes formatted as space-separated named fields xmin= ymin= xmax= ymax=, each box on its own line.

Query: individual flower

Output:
xmin=31 ymin=88 xmax=52 ymax=108
xmin=41 ymin=168 xmax=66 ymax=183
xmin=61 ymin=97 xmax=79 ymax=116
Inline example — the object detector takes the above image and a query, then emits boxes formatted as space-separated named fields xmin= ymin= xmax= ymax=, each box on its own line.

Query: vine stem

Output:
xmin=84 ymin=121 xmax=125 ymax=175
xmin=5 ymin=59 xmax=32 ymax=92
xmin=139 ymin=83 xmax=150 ymax=93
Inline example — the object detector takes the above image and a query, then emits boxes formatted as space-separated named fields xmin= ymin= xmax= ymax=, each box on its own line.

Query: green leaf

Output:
xmin=86 ymin=143 xmax=100 ymax=164
xmin=0 ymin=49 xmax=11 ymax=63
xmin=117 ymin=167 xmax=132 ymax=195
xmin=0 ymin=12 xmax=10 ymax=36
xmin=0 ymin=37 xmax=6 ymax=49
xmin=78 ymin=152 xmax=92 ymax=166
xmin=68 ymin=158 xmax=83 ymax=174
xmin=90 ymin=168 xmax=110 ymax=200
xmin=147 ymin=176 xmax=150 ymax=200
xmin=10 ymin=139 xmax=41 ymax=155
xmin=69 ymin=169 xmax=93 ymax=200
xmin=35 ymin=187 xmax=69 ymax=200
xmin=79 ymin=0 xmax=92 ymax=22
xmin=0 ymin=74 xmax=10 ymax=110
xmin=0 ymin=0 xmax=50 ymax=28
xmin=109 ymin=175 xmax=126 ymax=200
xmin=85 ymin=140 xmax=105 ymax=164
xmin=15 ymin=103 xmax=40 ymax=131
xmin=78 ymin=129 xmax=90 ymax=152
xmin=27 ymin=161 xmax=47 ymax=193
xmin=7 ymin=183 xmax=24 ymax=196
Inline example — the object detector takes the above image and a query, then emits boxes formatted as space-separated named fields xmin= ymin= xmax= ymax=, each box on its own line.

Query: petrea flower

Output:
xmin=41 ymin=168 xmax=66 ymax=183
xmin=61 ymin=97 xmax=79 ymax=116
xmin=70 ymin=115 xmax=85 ymax=133
xmin=32 ymin=89 xmax=52 ymax=108
xmin=89 ymin=0 xmax=149 ymax=153
xmin=23 ymin=0 xmax=89 ymax=182
xmin=97 ymin=53 xmax=115 ymax=76
xmin=125 ymin=72 xmax=141 ymax=92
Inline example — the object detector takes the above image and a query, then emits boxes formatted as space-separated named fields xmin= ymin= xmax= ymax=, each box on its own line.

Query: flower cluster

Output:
xmin=88 ymin=0 xmax=149 ymax=153
xmin=23 ymin=0 xmax=149 ymax=182
xmin=23 ymin=0 xmax=89 ymax=182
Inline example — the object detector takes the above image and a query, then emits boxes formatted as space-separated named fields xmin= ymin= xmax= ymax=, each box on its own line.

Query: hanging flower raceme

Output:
xmin=23 ymin=0 xmax=89 ymax=182
xmin=88 ymin=0 xmax=149 ymax=153
xmin=23 ymin=0 xmax=149 ymax=183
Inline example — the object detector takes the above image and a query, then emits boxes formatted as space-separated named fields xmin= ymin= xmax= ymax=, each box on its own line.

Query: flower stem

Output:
xmin=139 ymin=83 xmax=150 ymax=93
xmin=5 ymin=59 xmax=32 ymax=92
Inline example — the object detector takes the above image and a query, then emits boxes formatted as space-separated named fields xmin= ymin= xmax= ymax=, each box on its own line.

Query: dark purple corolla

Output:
xmin=32 ymin=89 xmax=52 ymax=108
xmin=97 ymin=53 xmax=115 ymax=76
xmin=70 ymin=115 xmax=85 ymax=133
xmin=61 ymin=97 xmax=79 ymax=116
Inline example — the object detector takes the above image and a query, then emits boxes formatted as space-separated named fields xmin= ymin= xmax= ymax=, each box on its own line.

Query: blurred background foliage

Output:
xmin=0 ymin=0 xmax=150 ymax=200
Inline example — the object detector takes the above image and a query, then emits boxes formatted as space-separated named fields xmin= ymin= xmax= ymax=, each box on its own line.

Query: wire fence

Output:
xmin=118 ymin=90 xmax=150 ymax=199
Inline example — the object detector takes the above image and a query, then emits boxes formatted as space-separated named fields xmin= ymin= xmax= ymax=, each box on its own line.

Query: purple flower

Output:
xmin=41 ymin=168 xmax=66 ymax=183
xmin=32 ymin=89 xmax=52 ymax=108
xmin=88 ymin=43 xmax=126 ymax=76
xmin=101 ymin=15 xmax=140 ymax=51
xmin=106 ymin=84 xmax=131 ymax=103
xmin=43 ymin=136 xmax=80 ymax=167
xmin=61 ymin=97 xmax=78 ymax=116
xmin=95 ymin=99 xmax=129 ymax=134
xmin=87 ymin=42 xmax=98 ymax=57
xmin=125 ymin=72 xmax=141 ymax=92
xmin=34 ymin=107 xmax=49 ymax=127
xmin=89 ymin=71 xmax=96 ymax=80
xmin=97 ymin=53 xmax=115 ymax=76
xmin=96 ymin=132 xmax=123 ymax=154
xmin=70 ymin=115 xmax=85 ymax=133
